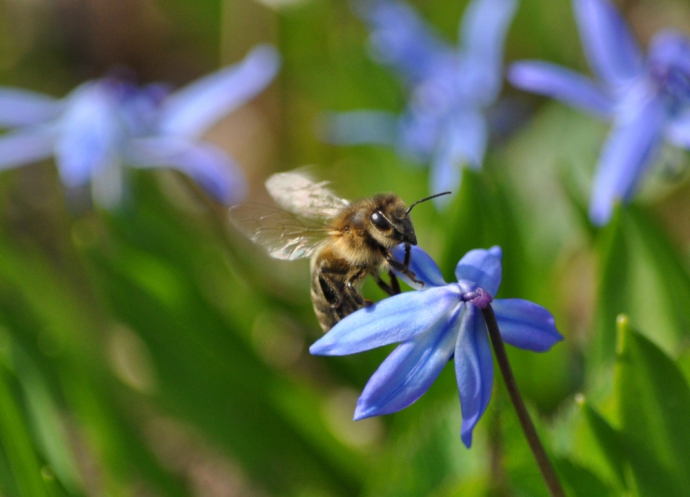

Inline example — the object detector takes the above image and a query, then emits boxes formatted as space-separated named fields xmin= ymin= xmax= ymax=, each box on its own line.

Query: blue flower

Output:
xmin=0 ymin=44 xmax=280 ymax=208
xmin=508 ymin=0 xmax=690 ymax=226
xmin=325 ymin=0 xmax=517 ymax=199
xmin=310 ymin=245 xmax=562 ymax=447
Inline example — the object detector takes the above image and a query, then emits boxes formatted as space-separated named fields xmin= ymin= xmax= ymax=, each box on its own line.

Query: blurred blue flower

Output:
xmin=310 ymin=245 xmax=562 ymax=447
xmin=0 ymin=44 xmax=280 ymax=208
xmin=325 ymin=0 xmax=517 ymax=199
xmin=508 ymin=0 xmax=690 ymax=225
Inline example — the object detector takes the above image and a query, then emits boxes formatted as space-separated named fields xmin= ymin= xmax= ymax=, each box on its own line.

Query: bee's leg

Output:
xmin=404 ymin=243 xmax=411 ymax=269
xmin=373 ymin=275 xmax=394 ymax=295
xmin=389 ymin=271 xmax=401 ymax=295
xmin=318 ymin=273 xmax=342 ymax=308
xmin=374 ymin=271 xmax=401 ymax=296
xmin=385 ymin=253 xmax=424 ymax=286
xmin=345 ymin=268 xmax=372 ymax=307
xmin=318 ymin=272 xmax=360 ymax=321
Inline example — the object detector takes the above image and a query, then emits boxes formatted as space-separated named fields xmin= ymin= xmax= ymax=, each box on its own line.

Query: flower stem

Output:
xmin=481 ymin=305 xmax=565 ymax=497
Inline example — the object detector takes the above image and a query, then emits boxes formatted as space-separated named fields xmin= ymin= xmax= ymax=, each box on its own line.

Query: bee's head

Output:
xmin=367 ymin=191 xmax=450 ymax=248
xmin=367 ymin=194 xmax=416 ymax=248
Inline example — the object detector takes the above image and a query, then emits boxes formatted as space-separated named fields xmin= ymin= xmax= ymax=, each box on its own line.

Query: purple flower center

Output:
xmin=648 ymin=61 xmax=690 ymax=112
xmin=461 ymin=287 xmax=493 ymax=308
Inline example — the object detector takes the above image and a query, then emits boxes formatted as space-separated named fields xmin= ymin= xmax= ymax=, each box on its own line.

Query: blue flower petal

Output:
xmin=455 ymin=305 xmax=493 ymax=448
xmin=0 ymin=88 xmax=64 ymax=128
xmin=396 ymin=110 xmax=440 ymax=160
xmin=391 ymin=244 xmax=447 ymax=289
xmin=430 ymin=155 xmax=462 ymax=209
xmin=648 ymin=30 xmax=690 ymax=71
xmin=55 ymin=82 xmax=121 ymax=187
xmin=508 ymin=61 xmax=615 ymax=118
xmin=446 ymin=110 xmax=487 ymax=167
xmin=430 ymin=110 xmax=488 ymax=197
xmin=492 ymin=299 xmax=563 ymax=351
xmin=454 ymin=246 xmax=502 ymax=297
xmin=648 ymin=31 xmax=690 ymax=103
xmin=310 ymin=285 xmax=459 ymax=356
xmin=0 ymin=127 xmax=55 ymax=170
xmin=589 ymin=93 xmax=666 ymax=226
xmin=458 ymin=0 xmax=517 ymax=105
xmin=358 ymin=0 xmax=455 ymax=85
xmin=157 ymin=44 xmax=280 ymax=138
xmin=127 ymin=137 xmax=247 ymax=204
xmin=666 ymin=113 xmax=690 ymax=148
xmin=353 ymin=306 xmax=461 ymax=419
xmin=90 ymin=161 xmax=125 ymax=209
xmin=322 ymin=110 xmax=398 ymax=146
xmin=573 ymin=0 xmax=643 ymax=85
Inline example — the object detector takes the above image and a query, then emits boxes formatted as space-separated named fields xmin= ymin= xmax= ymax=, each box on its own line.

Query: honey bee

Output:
xmin=231 ymin=170 xmax=449 ymax=331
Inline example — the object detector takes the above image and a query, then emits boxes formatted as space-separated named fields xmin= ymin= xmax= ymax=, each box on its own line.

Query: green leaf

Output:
xmin=0 ymin=231 xmax=191 ymax=496
xmin=578 ymin=315 xmax=690 ymax=496
xmin=361 ymin=392 xmax=487 ymax=497
xmin=12 ymin=349 xmax=81 ymax=495
xmin=575 ymin=397 xmax=627 ymax=493
xmin=593 ymin=207 xmax=632 ymax=368
xmin=629 ymin=206 xmax=690 ymax=345
xmin=614 ymin=316 xmax=690 ymax=496
xmin=593 ymin=206 xmax=690 ymax=369
xmin=499 ymin=391 xmax=556 ymax=497
xmin=0 ymin=362 xmax=51 ymax=497
xmin=270 ymin=380 xmax=372 ymax=483
xmin=556 ymin=458 xmax=616 ymax=497
xmin=85 ymin=196 xmax=364 ymax=496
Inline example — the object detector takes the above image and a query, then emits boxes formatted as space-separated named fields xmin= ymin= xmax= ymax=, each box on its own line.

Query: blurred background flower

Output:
xmin=509 ymin=0 xmax=690 ymax=226
xmin=322 ymin=0 xmax=517 ymax=199
xmin=0 ymin=44 xmax=280 ymax=208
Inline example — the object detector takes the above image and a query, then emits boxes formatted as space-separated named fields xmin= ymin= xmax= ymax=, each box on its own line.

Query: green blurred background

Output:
xmin=1 ymin=0 xmax=690 ymax=495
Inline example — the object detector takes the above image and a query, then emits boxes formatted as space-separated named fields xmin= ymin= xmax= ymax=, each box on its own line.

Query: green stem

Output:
xmin=481 ymin=305 xmax=565 ymax=497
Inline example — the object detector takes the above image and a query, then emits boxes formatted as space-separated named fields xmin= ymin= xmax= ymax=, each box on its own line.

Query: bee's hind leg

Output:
xmin=318 ymin=273 xmax=342 ymax=308
xmin=317 ymin=273 xmax=358 ymax=321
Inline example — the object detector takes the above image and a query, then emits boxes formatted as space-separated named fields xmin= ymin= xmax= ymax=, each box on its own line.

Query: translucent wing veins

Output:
xmin=265 ymin=170 xmax=349 ymax=220
xmin=230 ymin=204 xmax=331 ymax=260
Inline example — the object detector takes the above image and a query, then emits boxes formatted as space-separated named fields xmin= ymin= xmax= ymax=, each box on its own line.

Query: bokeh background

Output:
xmin=2 ymin=0 xmax=690 ymax=495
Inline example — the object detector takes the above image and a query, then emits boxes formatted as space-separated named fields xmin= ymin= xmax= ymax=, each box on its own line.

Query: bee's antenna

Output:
xmin=406 ymin=191 xmax=452 ymax=214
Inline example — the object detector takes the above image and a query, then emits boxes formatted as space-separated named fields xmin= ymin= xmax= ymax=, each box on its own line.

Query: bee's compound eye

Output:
xmin=370 ymin=211 xmax=391 ymax=230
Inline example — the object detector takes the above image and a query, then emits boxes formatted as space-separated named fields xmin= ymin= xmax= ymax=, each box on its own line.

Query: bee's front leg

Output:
xmin=404 ymin=242 xmax=412 ymax=269
xmin=383 ymin=250 xmax=424 ymax=286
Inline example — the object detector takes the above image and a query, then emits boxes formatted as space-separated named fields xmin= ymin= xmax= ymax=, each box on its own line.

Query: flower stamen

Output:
xmin=462 ymin=287 xmax=493 ymax=308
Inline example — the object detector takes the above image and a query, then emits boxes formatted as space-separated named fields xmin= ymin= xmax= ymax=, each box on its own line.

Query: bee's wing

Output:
xmin=230 ymin=204 xmax=331 ymax=260
xmin=265 ymin=170 xmax=350 ymax=220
